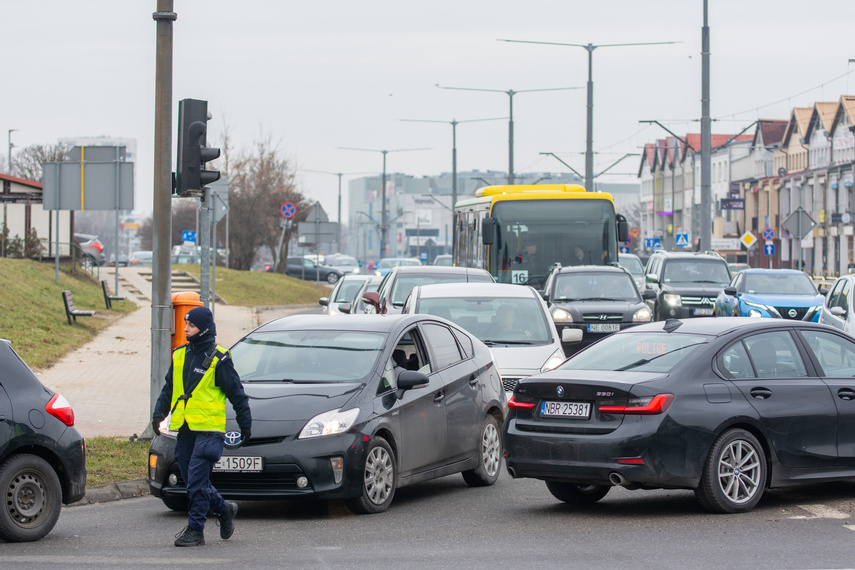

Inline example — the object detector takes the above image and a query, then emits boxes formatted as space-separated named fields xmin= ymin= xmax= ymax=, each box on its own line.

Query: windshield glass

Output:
xmin=490 ymin=198 xmax=617 ymax=284
xmin=378 ymin=259 xmax=420 ymax=269
xmin=333 ymin=277 xmax=370 ymax=302
xmin=391 ymin=274 xmax=479 ymax=306
xmin=418 ymin=296 xmax=552 ymax=343
xmin=332 ymin=256 xmax=357 ymax=267
xmin=232 ymin=330 xmax=386 ymax=382
xmin=743 ymin=272 xmax=817 ymax=295
xmin=553 ymin=272 xmax=639 ymax=302
xmin=562 ymin=332 xmax=709 ymax=373
xmin=663 ymin=260 xmax=730 ymax=285
xmin=619 ymin=255 xmax=644 ymax=277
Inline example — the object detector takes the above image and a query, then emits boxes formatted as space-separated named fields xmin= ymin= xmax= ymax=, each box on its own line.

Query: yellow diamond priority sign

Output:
xmin=740 ymin=231 xmax=757 ymax=249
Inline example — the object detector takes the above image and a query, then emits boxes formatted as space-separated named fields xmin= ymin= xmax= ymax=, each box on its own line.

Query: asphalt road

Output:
xmin=6 ymin=471 xmax=855 ymax=569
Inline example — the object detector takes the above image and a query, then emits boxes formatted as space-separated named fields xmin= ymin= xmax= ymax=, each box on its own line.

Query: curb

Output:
xmin=70 ymin=479 xmax=150 ymax=507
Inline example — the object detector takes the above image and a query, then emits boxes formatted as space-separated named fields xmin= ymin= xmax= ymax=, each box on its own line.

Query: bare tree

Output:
xmin=227 ymin=137 xmax=309 ymax=271
xmin=137 ymin=199 xmax=199 ymax=251
xmin=11 ymin=144 xmax=69 ymax=182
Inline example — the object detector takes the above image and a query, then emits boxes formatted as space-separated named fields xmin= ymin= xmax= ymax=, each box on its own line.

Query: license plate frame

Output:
xmin=587 ymin=323 xmax=620 ymax=333
xmin=693 ymin=308 xmax=714 ymax=316
xmin=213 ymin=456 xmax=263 ymax=473
xmin=540 ymin=400 xmax=591 ymax=419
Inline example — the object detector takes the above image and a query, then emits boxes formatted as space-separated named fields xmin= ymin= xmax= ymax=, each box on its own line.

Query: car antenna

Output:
xmin=663 ymin=319 xmax=682 ymax=333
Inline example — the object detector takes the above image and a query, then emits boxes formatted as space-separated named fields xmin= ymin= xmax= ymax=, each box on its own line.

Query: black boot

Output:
xmin=174 ymin=526 xmax=205 ymax=547
xmin=217 ymin=502 xmax=238 ymax=539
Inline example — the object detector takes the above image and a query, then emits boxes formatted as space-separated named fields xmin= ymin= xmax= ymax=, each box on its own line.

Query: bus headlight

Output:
xmin=663 ymin=294 xmax=682 ymax=306
xmin=551 ymin=308 xmax=573 ymax=323
xmin=633 ymin=307 xmax=652 ymax=322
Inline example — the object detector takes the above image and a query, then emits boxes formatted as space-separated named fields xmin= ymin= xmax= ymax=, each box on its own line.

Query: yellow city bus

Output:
xmin=453 ymin=184 xmax=628 ymax=286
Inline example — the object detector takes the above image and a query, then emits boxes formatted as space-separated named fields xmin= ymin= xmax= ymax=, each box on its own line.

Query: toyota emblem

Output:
xmin=788 ymin=309 xmax=797 ymax=318
xmin=556 ymin=386 xmax=564 ymax=397
xmin=224 ymin=431 xmax=243 ymax=447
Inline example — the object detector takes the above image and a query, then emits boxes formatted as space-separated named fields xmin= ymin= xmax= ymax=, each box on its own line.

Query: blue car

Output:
xmin=714 ymin=268 xmax=824 ymax=321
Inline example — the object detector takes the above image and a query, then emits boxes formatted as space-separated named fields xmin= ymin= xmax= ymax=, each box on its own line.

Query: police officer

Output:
xmin=152 ymin=307 xmax=252 ymax=547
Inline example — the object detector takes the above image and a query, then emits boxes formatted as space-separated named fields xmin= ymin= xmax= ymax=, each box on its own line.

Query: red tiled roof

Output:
xmin=0 ymin=173 xmax=42 ymax=190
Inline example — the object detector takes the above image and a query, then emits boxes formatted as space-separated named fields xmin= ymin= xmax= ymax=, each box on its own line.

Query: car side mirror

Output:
xmin=645 ymin=273 xmax=659 ymax=284
xmin=339 ymin=303 xmax=352 ymax=314
xmin=723 ymin=286 xmax=737 ymax=296
xmin=642 ymin=288 xmax=656 ymax=300
xmin=362 ymin=291 xmax=381 ymax=312
xmin=831 ymin=306 xmax=846 ymax=317
xmin=319 ymin=297 xmax=329 ymax=306
xmin=397 ymin=370 xmax=430 ymax=392
xmin=561 ymin=328 xmax=583 ymax=344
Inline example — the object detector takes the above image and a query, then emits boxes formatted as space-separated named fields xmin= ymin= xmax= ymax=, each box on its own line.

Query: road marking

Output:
xmin=844 ymin=525 xmax=855 ymax=532
xmin=788 ymin=504 xmax=850 ymax=520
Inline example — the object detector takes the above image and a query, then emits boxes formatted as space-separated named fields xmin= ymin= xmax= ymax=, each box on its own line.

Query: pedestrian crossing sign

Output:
xmin=675 ymin=233 xmax=689 ymax=247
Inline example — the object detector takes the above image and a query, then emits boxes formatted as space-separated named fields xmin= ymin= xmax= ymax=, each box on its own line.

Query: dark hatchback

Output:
xmin=503 ymin=317 xmax=855 ymax=513
xmin=541 ymin=264 xmax=654 ymax=355
xmin=0 ymin=340 xmax=86 ymax=542
xmin=149 ymin=314 xmax=505 ymax=514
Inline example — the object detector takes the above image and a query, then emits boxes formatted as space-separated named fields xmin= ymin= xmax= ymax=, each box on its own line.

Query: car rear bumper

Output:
xmin=59 ymin=428 xmax=87 ymax=503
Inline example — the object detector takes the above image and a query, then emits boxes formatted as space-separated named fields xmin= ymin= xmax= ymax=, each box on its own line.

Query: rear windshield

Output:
xmin=561 ymin=332 xmax=709 ymax=373
xmin=418 ymin=296 xmax=552 ymax=344
xmin=392 ymin=275 xmax=477 ymax=306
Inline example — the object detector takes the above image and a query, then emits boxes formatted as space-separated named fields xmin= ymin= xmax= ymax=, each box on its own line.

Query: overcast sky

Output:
xmin=4 ymin=0 xmax=855 ymax=221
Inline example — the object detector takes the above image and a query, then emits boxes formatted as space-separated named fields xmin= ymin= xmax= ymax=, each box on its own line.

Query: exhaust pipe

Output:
xmin=506 ymin=466 xmax=517 ymax=478
xmin=609 ymin=472 xmax=628 ymax=486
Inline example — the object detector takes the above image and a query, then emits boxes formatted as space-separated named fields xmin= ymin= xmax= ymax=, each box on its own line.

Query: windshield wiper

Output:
xmin=483 ymin=340 xmax=535 ymax=345
xmin=693 ymin=280 xmax=726 ymax=284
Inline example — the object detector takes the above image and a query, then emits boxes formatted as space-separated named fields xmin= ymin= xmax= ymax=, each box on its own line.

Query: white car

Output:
xmin=319 ymin=274 xmax=373 ymax=316
xmin=402 ymin=282 xmax=570 ymax=395
xmin=818 ymin=274 xmax=854 ymax=333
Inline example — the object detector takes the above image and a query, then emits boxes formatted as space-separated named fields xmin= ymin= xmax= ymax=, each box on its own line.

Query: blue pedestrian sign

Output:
xmin=181 ymin=230 xmax=197 ymax=243
xmin=620 ymin=246 xmax=630 ymax=253
xmin=764 ymin=243 xmax=775 ymax=256
xmin=675 ymin=233 xmax=690 ymax=247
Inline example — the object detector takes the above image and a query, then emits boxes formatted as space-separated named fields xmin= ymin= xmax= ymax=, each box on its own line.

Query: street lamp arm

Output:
xmin=594 ymin=153 xmax=639 ymax=178
xmin=639 ymin=120 xmax=697 ymax=152
xmin=722 ymin=120 xmax=759 ymax=147
xmin=471 ymin=177 xmax=492 ymax=186
xmin=421 ymin=194 xmax=452 ymax=211
xmin=539 ymin=152 xmax=584 ymax=179
xmin=400 ymin=117 xmax=507 ymax=125
xmin=498 ymin=39 xmax=681 ymax=49
xmin=437 ymin=85 xmax=579 ymax=94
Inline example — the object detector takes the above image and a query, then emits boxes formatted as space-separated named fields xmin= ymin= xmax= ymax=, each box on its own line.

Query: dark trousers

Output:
xmin=175 ymin=431 xmax=227 ymax=531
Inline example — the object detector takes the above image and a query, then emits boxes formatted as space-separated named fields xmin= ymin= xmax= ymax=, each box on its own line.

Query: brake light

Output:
xmin=508 ymin=395 xmax=536 ymax=410
xmin=92 ymin=242 xmax=103 ymax=252
xmin=46 ymin=393 xmax=75 ymax=426
xmin=598 ymin=394 xmax=674 ymax=415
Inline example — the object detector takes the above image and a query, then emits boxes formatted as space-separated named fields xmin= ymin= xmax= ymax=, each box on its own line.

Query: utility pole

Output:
xmin=700 ymin=0 xmax=712 ymax=252
xmin=147 ymin=0 xmax=176 ymax=437
xmin=302 ymin=168 xmax=375 ymax=253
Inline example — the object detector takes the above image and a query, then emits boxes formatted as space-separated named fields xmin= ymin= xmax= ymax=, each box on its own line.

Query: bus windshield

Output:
xmin=490 ymin=198 xmax=617 ymax=285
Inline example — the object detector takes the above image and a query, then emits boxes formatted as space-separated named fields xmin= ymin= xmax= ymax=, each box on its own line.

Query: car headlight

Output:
xmin=158 ymin=414 xmax=178 ymax=438
xmin=298 ymin=408 xmax=360 ymax=439
xmin=541 ymin=349 xmax=566 ymax=372
xmin=551 ymin=307 xmax=573 ymax=323
xmin=353 ymin=268 xmax=360 ymax=274
xmin=744 ymin=300 xmax=775 ymax=317
xmin=632 ymin=306 xmax=652 ymax=322
xmin=663 ymin=294 xmax=681 ymax=306
xmin=747 ymin=309 xmax=763 ymax=317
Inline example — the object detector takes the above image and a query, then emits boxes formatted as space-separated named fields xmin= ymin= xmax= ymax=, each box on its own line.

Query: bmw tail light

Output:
xmin=45 ymin=393 xmax=75 ymax=426
xmin=508 ymin=395 xmax=536 ymax=410
xmin=598 ymin=394 xmax=674 ymax=415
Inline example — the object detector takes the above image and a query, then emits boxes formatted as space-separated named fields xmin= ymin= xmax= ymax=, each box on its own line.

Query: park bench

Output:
xmin=62 ymin=290 xmax=95 ymax=325
xmin=101 ymin=280 xmax=125 ymax=309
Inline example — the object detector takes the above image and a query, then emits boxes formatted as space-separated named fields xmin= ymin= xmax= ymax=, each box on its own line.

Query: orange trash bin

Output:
xmin=171 ymin=291 xmax=203 ymax=350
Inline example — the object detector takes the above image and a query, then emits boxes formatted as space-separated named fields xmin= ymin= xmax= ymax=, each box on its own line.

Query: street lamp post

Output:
xmin=499 ymin=38 xmax=678 ymax=192
xmin=339 ymin=147 xmax=428 ymax=258
xmin=437 ymin=85 xmax=580 ymax=185
xmin=7 ymin=129 xmax=16 ymax=175
xmin=302 ymin=168 xmax=375 ymax=253
xmin=401 ymin=116 xmax=505 ymax=209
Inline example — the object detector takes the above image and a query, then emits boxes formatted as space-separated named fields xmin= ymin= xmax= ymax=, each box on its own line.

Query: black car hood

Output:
xmin=232 ymin=382 xmax=362 ymax=423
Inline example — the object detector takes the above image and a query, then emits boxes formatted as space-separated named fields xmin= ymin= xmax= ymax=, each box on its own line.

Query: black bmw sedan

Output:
xmin=503 ymin=317 xmax=855 ymax=513
xmin=149 ymin=314 xmax=505 ymax=514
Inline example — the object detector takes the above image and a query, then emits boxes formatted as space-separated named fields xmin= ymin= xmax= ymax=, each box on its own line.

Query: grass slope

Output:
xmin=175 ymin=264 xmax=331 ymax=306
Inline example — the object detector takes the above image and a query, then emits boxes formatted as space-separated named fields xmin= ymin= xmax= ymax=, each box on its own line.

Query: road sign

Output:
xmin=630 ymin=227 xmax=641 ymax=239
xmin=675 ymin=233 xmax=690 ymax=247
xmin=781 ymin=207 xmax=816 ymax=240
xmin=740 ymin=231 xmax=758 ymax=249
xmin=281 ymin=202 xmax=296 ymax=219
xmin=182 ymin=230 xmax=197 ymax=243
xmin=644 ymin=238 xmax=661 ymax=249
xmin=762 ymin=227 xmax=775 ymax=240
xmin=764 ymin=243 xmax=775 ymax=256
xmin=420 ymin=252 xmax=428 ymax=262
xmin=619 ymin=246 xmax=630 ymax=253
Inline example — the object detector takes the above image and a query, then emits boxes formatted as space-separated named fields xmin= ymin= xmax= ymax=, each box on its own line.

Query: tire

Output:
xmin=327 ymin=272 xmax=340 ymax=285
xmin=0 ymin=454 xmax=63 ymax=542
xmin=345 ymin=437 xmax=396 ymax=514
xmin=545 ymin=481 xmax=611 ymax=505
xmin=462 ymin=415 xmax=502 ymax=487
xmin=695 ymin=428 xmax=766 ymax=514
xmin=161 ymin=495 xmax=190 ymax=512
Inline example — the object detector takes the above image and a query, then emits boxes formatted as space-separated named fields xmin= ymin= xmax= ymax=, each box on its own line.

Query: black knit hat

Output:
xmin=185 ymin=307 xmax=215 ymax=336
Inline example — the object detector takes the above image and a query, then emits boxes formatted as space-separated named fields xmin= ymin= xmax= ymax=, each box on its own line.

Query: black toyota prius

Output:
xmin=503 ymin=317 xmax=855 ymax=513
xmin=149 ymin=314 xmax=505 ymax=514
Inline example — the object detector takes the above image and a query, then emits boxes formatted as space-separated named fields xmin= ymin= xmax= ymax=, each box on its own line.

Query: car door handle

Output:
xmin=468 ymin=374 xmax=478 ymax=386
xmin=750 ymin=388 xmax=773 ymax=400
xmin=838 ymin=388 xmax=855 ymax=401
xmin=434 ymin=391 xmax=444 ymax=404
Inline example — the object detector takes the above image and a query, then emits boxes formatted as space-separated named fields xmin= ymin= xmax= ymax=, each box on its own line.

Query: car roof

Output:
xmin=553 ymin=264 xmax=630 ymax=275
xmin=414 ymin=282 xmax=536 ymax=299
xmin=251 ymin=313 xmax=444 ymax=335
xmin=389 ymin=266 xmax=491 ymax=277
xmin=651 ymin=251 xmax=725 ymax=261
xmin=739 ymin=268 xmax=807 ymax=275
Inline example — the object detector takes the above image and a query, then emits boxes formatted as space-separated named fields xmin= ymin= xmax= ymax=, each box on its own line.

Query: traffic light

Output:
xmin=175 ymin=98 xmax=221 ymax=196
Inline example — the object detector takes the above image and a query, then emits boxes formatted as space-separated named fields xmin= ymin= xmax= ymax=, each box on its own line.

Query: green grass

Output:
xmin=0 ymin=258 xmax=136 ymax=369
xmin=85 ymin=436 xmax=149 ymax=487
xmin=175 ymin=264 xmax=331 ymax=306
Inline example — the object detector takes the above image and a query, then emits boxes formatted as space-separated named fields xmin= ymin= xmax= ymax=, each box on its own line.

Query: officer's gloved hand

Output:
xmin=241 ymin=427 xmax=251 ymax=443
xmin=151 ymin=417 xmax=164 ymax=436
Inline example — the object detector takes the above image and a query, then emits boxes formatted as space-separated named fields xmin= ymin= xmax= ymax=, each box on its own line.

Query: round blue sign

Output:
xmin=281 ymin=202 xmax=296 ymax=219
xmin=762 ymin=227 xmax=774 ymax=240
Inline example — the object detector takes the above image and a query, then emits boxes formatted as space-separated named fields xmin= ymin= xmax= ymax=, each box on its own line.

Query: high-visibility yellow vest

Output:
xmin=169 ymin=345 xmax=228 ymax=432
